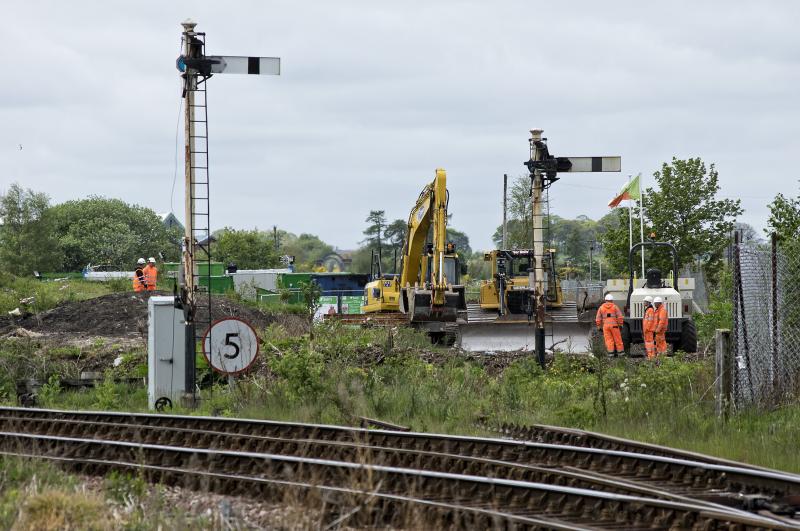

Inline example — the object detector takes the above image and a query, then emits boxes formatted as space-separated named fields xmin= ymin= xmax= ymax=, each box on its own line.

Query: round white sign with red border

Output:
xmin=202 ymin=317 xmax=260 ymax=376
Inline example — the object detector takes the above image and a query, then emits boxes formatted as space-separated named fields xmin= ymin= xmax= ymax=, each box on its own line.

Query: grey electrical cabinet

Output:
xmin=148 ymin=296 xmax=187 ymax=409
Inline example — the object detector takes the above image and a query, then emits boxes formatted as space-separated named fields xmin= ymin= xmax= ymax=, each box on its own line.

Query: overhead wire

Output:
xmin=170 ymin=35 xmax=185 ymax=215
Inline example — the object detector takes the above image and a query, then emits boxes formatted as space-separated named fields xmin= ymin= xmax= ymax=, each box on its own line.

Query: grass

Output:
xmin=4 ymin=319 xmax=798 ymax=473
xmin=0 ymin=273 xmax=117 ymax=315
xmin=1 ymin=305 xmax=800 ymax=528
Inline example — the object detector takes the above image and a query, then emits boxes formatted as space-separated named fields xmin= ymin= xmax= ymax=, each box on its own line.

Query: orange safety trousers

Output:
xmin=595 ymin=302 xmax=624 ymax=353
xmin=654 ymin=305 xmax=669 ymax=356
xmin=143 ymin=265 xmax=158 ymax=291
xmin=643 ymin=306 xmax=656 ymax=359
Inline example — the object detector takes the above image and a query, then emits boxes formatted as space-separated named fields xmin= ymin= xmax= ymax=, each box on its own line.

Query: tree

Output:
xmin=601 ymin=157 xmax=742 ymax=283
xmin=0 ymin=183 xmax=62 ymax=275
xmin=446 ymin=227 xmax=472 ymax=257
xmin=213 ymin=228 xmax=279 ymax=270
xmin=490 ymin=174 xmax=532 ymax=249
xmin=597 ymin=208 xmax=642 ymax=277
xmin=766 ymin=184 xmax=800 ymax=241
xmin=280 ymin=232 xmax=334 ymax=270
xmin=50 ymin=197 xmax=180 ymax=271
xmin=383 ymin=219 xmax=407 ymax=255
xmin=362 ymin=210 xmax=386 ymax=252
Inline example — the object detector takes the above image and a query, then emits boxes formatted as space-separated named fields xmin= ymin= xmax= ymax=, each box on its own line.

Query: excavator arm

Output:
xmin=398 ymin=169 xmax=465 ymax=322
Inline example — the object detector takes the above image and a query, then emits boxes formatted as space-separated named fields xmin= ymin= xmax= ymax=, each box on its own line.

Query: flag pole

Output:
xmin=639 ymin=185 xmax=645 ymax=277
xmin=628 ymin=174 xmax=633 ymax=258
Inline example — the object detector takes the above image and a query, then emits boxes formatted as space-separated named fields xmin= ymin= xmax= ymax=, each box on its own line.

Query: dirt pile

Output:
xmin=0 ymin=292 xmax=284 ymax=339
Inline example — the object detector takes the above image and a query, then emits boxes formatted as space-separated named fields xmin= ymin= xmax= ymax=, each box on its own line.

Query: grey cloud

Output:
xmin=1 ymin=0 xmax=798 ymax=250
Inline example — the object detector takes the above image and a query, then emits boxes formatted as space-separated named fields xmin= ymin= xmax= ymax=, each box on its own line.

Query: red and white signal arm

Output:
xmin=202 ymin=318 xmax=260 ymax=375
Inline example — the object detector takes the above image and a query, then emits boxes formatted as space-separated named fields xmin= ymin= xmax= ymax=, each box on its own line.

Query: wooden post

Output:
xmin=715 ymin=329 xmax=733 ymax=418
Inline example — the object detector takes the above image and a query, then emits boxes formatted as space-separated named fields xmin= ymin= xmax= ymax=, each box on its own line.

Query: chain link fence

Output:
xmin=732 ymin=235 xmax=800 ymax=409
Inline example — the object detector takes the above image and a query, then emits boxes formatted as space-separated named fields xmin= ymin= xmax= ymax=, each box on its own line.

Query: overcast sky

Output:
xmin=2 ymin=1 xmax=798 ymax=250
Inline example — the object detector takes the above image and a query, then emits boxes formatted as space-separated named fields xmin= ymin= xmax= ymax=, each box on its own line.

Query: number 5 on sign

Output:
xmin=203 ymin=318 xmax=260 ymax=375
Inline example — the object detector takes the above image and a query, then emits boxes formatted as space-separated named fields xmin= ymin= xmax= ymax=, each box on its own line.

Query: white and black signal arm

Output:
xmin=525 ymin=135 xmax=621 ymax=182
xmin=177 ymin=55 xmax=280 ymax=77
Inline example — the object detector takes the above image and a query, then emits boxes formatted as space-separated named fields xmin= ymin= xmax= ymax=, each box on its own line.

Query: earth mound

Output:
xmin=0 ymin=292 xmax=282 ymax=338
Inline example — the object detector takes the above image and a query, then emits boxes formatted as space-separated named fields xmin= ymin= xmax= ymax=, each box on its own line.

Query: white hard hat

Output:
xmin=604 ymin=293 xmax=614 ymax=301
xmin=644 ymin=296 xmax=654 ymax=303
xmin=653 ymin=296 xmax=663 ymax=304
xmin=137 ymin=258 xmax=146 ymax=265
xmin=148 ymin=257 xmax=156 ymax=263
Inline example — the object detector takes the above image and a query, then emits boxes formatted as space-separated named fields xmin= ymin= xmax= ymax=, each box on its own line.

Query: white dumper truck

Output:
xmin=604 ymin=242 xmax=698 ymax=354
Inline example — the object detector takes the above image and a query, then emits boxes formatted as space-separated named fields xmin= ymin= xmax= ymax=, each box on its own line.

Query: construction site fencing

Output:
xmin=732 ymin=234 xmax=800 ymax=410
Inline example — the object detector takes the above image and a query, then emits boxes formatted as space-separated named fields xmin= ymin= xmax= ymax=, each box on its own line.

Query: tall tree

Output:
xmin=50 ymin=197 xmax=180 ymax=270
xmin=766 ymin=183 xmax=800 ymax=241
xmin=362 ymin=210 xmax=387 ymax=253
xmin=383 ymin=218 xmax=407 ymax=252
xmin=0 ymin=183 xmax=62 ymax=275
xmin=601 ymin=157 xmax=742 ymax=283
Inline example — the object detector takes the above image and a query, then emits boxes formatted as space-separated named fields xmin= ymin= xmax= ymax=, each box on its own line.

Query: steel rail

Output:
xmin=0 ymin=448 xmax=579 ymax=530
xmin=3 ymin=406 xmax=799 ymax=513
xmin=482 ymin=421 xmax=775 ymax=472
xmin=0 ymin=414 xmax=744 ymax=513
xmin=0 ymin=431 xmax=792 ymax=531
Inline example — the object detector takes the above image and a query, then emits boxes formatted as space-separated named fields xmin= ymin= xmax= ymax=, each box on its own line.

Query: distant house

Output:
xmin=159 ymin=212 xmax=184 ymax=232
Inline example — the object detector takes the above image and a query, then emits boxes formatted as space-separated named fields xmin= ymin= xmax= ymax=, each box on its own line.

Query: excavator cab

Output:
xmin=361 ymin=249 xmax=400 ymax=313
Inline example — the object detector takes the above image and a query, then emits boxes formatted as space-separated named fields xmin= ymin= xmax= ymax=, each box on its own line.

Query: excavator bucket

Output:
xmin=406 ymin=287 xmax=466 ymax=323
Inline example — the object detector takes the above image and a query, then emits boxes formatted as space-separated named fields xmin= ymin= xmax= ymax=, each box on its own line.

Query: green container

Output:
xmin=277 ymin=273 xmax=313 ymax=290
xmin=163 ymin=262 xmax=225 ymax=278
xmin=198 ymin=262 xmax=225 ymax=276
xmin=198 ymin=275 xmax=234 ymax=294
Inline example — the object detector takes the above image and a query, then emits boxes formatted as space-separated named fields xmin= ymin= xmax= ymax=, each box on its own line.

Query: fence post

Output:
xmin=715 ymin=329 xmax=733 ymax=418
xmin=771 ymin=233 xmax=779 ymax=395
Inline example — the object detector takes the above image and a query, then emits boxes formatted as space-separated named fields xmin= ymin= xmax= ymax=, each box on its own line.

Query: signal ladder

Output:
xmin=185 ymin=31 xmax=213 ymax=387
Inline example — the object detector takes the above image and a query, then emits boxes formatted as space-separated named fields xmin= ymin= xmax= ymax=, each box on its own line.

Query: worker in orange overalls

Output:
xmin=133 ymin=258 xmax=147 ymax=292
xmin=642 ymin=295 xmax=656 ymax=359
xmin=653 ymin=296 xmax=669 ymax=357
xmin=595 ymin=293 xmax=625 ymax=355
xmin=143 ymin=257 xmax=158 ymax=291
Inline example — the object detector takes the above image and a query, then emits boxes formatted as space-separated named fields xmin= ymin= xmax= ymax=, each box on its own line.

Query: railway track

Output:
xmin=481 ymin=421 xmax=779 ymax=471
xmin=2 ymin=407 xmax=800 ymax=522
xmin=0 ymin=430 xmax=794 ymax=530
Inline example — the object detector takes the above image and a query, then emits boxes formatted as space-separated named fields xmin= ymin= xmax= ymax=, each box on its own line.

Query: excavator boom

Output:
xmin=399 ymin=169 xmax=466 ymax=322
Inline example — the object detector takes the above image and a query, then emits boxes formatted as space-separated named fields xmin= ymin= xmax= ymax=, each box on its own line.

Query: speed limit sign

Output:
xmin=202 ymin=318 xmax=260 ymax=375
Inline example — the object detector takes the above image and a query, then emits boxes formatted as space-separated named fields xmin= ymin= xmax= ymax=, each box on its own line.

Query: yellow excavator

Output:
xmin=362 ymin=169 xmax=466 ymax=326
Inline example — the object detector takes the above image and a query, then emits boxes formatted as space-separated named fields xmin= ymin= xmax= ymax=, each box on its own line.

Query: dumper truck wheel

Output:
xmin=679 ymin=319 xmax=697 ymax=353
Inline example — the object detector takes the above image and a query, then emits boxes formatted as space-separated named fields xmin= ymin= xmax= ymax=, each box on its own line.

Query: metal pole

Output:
xmin=502 ymin=173 xmax=508 ymax=249
xmin=771 ymin=232 xmax=779 ymax=394
xmin=529 ymin=130 xmax=546 ymax=368
xmin=181 ymin=19 xmax=199 ymax=399
xmin=588 ymin=242 xmax=593 ymax=282
xmin=639 ymin=189 xmax=645 ymax=277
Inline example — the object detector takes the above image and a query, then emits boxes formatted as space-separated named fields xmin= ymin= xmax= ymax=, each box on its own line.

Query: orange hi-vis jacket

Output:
xmin=143 ymin=264 xmax=158 ymax=291
xmin=654 ymin=304 xmax=669 ymax=333
xmin=595 ymin=301 xmax=624 ymax=328
xmin=643 ymin=305 xmax=655 ymax=335
xmin=133 ymin=267 xmax=147 ymax=292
